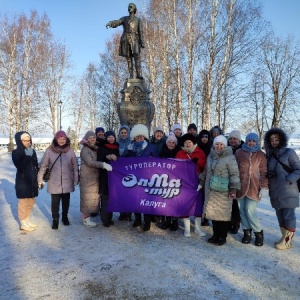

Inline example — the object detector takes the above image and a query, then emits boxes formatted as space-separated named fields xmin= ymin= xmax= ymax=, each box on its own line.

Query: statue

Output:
xmin=106 ymin=3 xmax=144 ymax=80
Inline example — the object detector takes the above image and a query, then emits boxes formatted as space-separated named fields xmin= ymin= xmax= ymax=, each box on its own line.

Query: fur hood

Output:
xmin=130 ymin=124 xmax=149 ymax=141
xmin=263 ymin=127 xmax=288 ymax=156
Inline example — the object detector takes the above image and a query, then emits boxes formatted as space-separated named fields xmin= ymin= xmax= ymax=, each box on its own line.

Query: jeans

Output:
xmin=275 ymin=208 xmax=296 ymax=231
xmin=238 ymin=196 xmax=262 ymax=233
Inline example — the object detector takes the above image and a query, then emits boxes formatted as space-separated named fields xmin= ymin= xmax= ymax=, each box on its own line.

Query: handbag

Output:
xmin=209 ymin=158 xmax=229 ymax=192
xmin=272 ymin=153 xmax=300 ymax=192
xmin=210 ymin=175 xmax=229 ymax=192
xmin=43 ymin=153 xmax=61 ymax=182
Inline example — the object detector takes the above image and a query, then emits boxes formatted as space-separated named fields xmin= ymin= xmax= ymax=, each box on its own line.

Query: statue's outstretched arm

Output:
xmin=106 ymin=18 xmax=123 ymax=29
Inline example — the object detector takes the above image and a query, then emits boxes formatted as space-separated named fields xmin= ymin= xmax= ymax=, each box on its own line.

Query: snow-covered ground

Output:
xmin=0 ymin=151 xmax=299 ymax=300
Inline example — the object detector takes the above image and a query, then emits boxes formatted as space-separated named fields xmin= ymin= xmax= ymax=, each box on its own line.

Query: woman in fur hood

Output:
xmin=264 ymin=127 xmax=300 ymax=250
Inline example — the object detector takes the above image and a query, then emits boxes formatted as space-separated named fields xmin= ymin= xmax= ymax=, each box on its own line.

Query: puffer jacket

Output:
xmin=38 ymin=140 xmax=78 ymax=194
xmin=80 ymin=143 xmax=104 ymax=214
xmin=12 ymin=131 xmax=39 ymax=198
xmin=199 ymin=147 xmax=240 ymax=221
xmin=264 ymin=128 xmax=300 ymax=208
xmin=235 ymin=149 xmax=268 ymax=201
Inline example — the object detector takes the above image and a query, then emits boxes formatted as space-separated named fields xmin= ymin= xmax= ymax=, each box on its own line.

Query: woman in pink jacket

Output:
xmin=38 ymin=131 xmax=78 ymax=229
xmin=235 ymin=133 xmax=268 ymax=246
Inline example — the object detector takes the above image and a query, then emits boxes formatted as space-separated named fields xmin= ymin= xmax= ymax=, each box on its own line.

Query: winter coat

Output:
xmin=175 ymin=145 xmax=207 ymax=175
xmin=38 ymin=139 xmax=78 ymax=194
xmin=12 ymin=131 xmax=39 ymax=199
xmin=122 ymin=140 xmax=159 ymax=158
xmin=235 ymin=149 xmax=268 ymax=201
xmin=97 ymin=141 xmax=120 ymax=195
xmin=160 ymin=144 xmax=180 ymax=158
xmin=80 ymin=143 xmax=104 ymax=214
xmin=264 ymin=128 xmax=300 ymax=209
xmin=197 ymin=130 xmax=212 ymax=157
xmin=149 ymin=135 xmax=167 ymax=156
xmin=117 ymin=125 xmax=131 ymax=156
xmin=199 ymin=147 xmax=240 ymax=221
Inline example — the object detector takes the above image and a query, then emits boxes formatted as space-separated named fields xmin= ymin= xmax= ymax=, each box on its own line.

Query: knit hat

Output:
xmin=130 ymin=124 xmax=149 ymax=141
xmin=181 ymin=133 xmax=196 ymax=145
xmin=245 ymin=132 xmax=259 ymax=144
xmin=20 ymin=133 xmax=30 ymax=141
xmin=55 ymin=130 xmax=67 ymax=140
xmin=104 ymin=130 xmax=116 ymax=139
xmin=166 ymin=135 xmax=178 ymax=145
xmin=153 ymin=126 xmax=164 ymax=135
xmin=95 ymin=127 xmax=105 ymax=135
xmin=210 ymin=125 xmax=223 ymax=136
xmin=84 ymin=130 xmax=96 ymax=140
xmin=270 ymin=133 xmax=280 ymax=140
xmin=187 ymin=123 xmax=197 ymax=132
xmin=171 ymin=123 xmax=183 ymax=132
xmin=213 ymin=135 xmax=227 ymax=147
xmin=228 ymin=130 xmax=241 ymax=141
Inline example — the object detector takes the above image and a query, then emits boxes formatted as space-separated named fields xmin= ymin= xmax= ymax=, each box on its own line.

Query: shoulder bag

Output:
xmin=209 ymin=158 xmax=229 ymax=192
xmin=43 ymin=153 xmax=61 ymax=182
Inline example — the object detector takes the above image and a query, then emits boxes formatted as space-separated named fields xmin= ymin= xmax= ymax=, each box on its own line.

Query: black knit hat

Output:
xmin=188 ymin=123 xmax=197 ymax=132
xmin=181 ymin=133 xmax=196 ymax=145
xmin=104 ymin=130 xmax=116 ymax=139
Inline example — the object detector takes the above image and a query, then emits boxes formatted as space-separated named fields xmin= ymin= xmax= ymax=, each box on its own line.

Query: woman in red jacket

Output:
xmin=175 ymin=134 xmax=207 ymax=238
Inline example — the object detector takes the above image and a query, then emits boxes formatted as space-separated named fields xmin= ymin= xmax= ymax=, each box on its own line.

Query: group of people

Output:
xmin=12 ymin=123 xmax=300 ymax=250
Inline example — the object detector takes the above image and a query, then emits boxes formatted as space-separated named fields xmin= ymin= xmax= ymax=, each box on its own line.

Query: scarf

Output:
xmin=242 ymin=143 xmax=260 ymax=153
xmin=181 ymin=143 xmax=197 ymax=154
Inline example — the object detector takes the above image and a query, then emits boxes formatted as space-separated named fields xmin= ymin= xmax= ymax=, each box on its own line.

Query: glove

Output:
xmin=103 ymin=162 xmax=112 ymax=171
xmin=228 ymin=188 xmax=236 ymax=200
xmin=106 ymin=154 xmax=117 ymax=161
xmin=197 ymin=184 xmax=202 ymax=192
xmin=74 ymin=181 xmax=78 ymax=187
xmin=38 ymin=182 xmax=44 ymax=190
xmin=259 ymin=188 xmax=268 ymax=198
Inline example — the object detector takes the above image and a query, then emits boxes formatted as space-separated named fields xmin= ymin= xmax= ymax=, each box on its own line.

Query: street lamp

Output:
xmin=196 ymin=102 xmax=200 ymax=129
xmin=58 ymin=100 xmax=62 ymax=130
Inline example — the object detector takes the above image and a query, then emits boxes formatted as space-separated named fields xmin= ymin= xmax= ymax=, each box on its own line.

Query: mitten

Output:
xmin=103 ymin=162 xmax=112 ymax=171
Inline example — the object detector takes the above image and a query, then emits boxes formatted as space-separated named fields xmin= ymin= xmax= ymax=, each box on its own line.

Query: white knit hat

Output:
xmin=130 ymin=124 xmax=149 ymax=141
xmin=213 ymin=135 xmax=227 ymax=147
xmin=153 ymin=126 xmax=164 ymax=135
xmin=166 ymin=135 xmax=178 ymax=145
xmin=228 ymin=130 xmax=241 ymax=141
xmin=171 ymin=123 xmax=183 ymax=132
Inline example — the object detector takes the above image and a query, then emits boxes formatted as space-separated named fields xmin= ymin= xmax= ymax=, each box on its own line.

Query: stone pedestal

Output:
xmin=117 ymin=79 xmax=155 ymax=129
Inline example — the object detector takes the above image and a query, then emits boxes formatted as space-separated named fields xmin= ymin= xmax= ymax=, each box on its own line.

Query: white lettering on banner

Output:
xmin=124 ymin=162 xmax=176 ymax=171
xmin=122 ymin=173 xmax=182 ymax=199
xmin=140 ymin=199 xmax=167 ymax=208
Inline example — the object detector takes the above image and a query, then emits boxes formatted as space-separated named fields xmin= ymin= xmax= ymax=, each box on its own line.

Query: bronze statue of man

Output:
xmin=106 ymin=3 xmax=144 ymax=79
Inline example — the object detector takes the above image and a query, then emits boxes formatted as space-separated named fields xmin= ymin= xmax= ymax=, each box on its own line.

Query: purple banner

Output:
xmin=107 ymin=157 xmax=203 ymax=217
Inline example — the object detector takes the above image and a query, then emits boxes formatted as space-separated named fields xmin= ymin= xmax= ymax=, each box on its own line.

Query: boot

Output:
xmin=275 ymin=228 xmax=294 ymax=250
xmin=52 ymin=218 xmax=59 ymax=230
xmin=201 ymin=218 xmax=209 ymax=226
xmin=62 ymin=216 xmax=70 ymax=226
xmin=143 ymin=222 xmax=151 ymax=231
xmin=183 ymin=218 xmax=191 ymax=237
xmin=82 ymin=217 xmax=97 ymax=228
xmin=208 ymin=235 xmax=218 ymax=244
xmin=254 ymin=230 xmax=264 ymax=246
xmin=133 ymin=213 xmax=141 ymax=227
xmin=170 ymin=219 xmax=179 ymax=231
xmin=194 ymin=217 xmax=206 ymax=237
xmin=275 ymin=227 xmax=285 ymax=245
xmin=242 ymin=229 xmax=252 ymax=244
xmin=160 ymin=217 xmax=171 ymax=230
xmin=20 ymin=220 xmax=35 ymax=232
xmin=25 ymin=218 xmax=37 ymax=228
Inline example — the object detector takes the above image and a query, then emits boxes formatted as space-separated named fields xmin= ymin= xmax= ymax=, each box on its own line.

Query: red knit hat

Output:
xmin=55 ymin=130 xmax=67 ymax=140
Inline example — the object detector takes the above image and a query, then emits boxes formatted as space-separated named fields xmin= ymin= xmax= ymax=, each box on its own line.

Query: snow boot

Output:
xmin=183 ymin=218 xmax=191 ymax=237
xmin=194 ymin=217 xmax=206 ymax=237
xmin=133 ymin=213 xmax=141 ymax=227
xmin=275 ymin=228 xmax=294 ymax=250
xmin=160 ymin=217 xmax=171 ymax=230
xmin=254 ymin=230 xmax=264 ymax=246
xmin=20 ymin=220 xmax=35 ymax=232
xmin=52 ymin=218 xmax=59 ymax=230
xmin=242 ymin=229 xmax=252 ymax=244
xmin=82 ymin=217 xmax=97 ymax=228
xmin=170 ymin=219 xmax=179 ymax=231
xmin=275 ymin=227 xmax=285 ymax=245
xmin=62 ymin=216 xmax=70 ymax=226
xmin=25 ymin=218 xmax=37 ymax=229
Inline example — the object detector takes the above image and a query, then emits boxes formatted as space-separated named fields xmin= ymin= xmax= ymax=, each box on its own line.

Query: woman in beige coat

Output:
xmin=80 ymin=131 xmax=112 ymax=227
xmin=199 ymin=135 xmax=240 ymax=246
